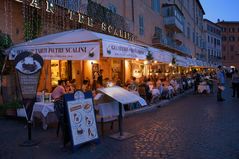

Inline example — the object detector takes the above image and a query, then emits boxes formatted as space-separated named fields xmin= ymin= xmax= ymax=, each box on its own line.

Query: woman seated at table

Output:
xmin=51 ymin=80 xmax=66 ymax=102
xmin=70 ymin=79 xmax=77 ymax=90
xmin=160 ymin=83 xmax=169 ymax=99
xmin=127 ymin=76 xmax=138 ymax=92
xmin=65 ymin=80 xmax=75 ymax=93
xmin=138 ymin=78 xmax=152 ymax=102
xmin=82 ymin=79 xmax=90 ymax=92
xmin=168 ymin=84 xmax=175 ymax=98
xmin=151 ymin=83 xmax=160 ymax=103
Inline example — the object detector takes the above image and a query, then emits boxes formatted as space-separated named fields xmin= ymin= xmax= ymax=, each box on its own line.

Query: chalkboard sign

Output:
xmin=66 ymin=98 xmax=98 ymax=147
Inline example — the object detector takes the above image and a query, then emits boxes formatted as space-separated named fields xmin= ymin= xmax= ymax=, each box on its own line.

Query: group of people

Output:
xmin=216 ymin=65 xmax=239 ymax=101
xmin=125 ymin=74 xmax=193 ymax=104
xmin=231 ymin=69 xmax=239 ymax=98
xmin=193 ymin=69 xmax=216 ymax=94
xmin=51 ymin=79 xmax=76 ymax=101
xmin=51 ymin=65 xmax=239 ymax=104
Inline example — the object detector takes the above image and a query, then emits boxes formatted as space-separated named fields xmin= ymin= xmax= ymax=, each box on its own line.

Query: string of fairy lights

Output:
xmin=2 ymin=0 xmax=130 ymax=42
xmin=4 ymin=0 xmax=9 ymax=37
xmin=9 ymin=0 xmax=13 ymax=38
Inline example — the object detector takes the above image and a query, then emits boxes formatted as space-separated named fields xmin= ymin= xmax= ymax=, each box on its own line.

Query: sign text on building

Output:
xmin=14 ymin=0 xmax=135 ymax=41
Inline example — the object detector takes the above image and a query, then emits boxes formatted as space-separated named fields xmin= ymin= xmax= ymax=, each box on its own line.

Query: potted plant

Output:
xmin=0 ymin=101 xmax=23 ymax=117
xmin=172 ymin=56 xmax=176 ymax=65
xmin=0 ymin=31 xmax=12 ymax=71
xmin=146 ymin=51 xmax=154 ymax=64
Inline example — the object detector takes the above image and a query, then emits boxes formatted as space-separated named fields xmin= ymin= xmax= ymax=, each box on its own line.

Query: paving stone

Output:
xmin=1 ymin=81 xmax=239 ymax=159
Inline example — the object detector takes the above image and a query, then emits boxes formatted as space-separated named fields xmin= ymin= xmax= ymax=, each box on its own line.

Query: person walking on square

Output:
xmin=216 ymin=65 xmax=225 ymax=101
xmin=232 ymin=69 xmax=239 ymax=98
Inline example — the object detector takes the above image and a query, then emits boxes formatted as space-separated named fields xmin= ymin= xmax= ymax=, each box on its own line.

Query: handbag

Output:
xmin=218 ymin=85 xmax=225 ymax=91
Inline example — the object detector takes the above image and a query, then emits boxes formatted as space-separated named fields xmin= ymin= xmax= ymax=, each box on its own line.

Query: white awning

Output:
xmin=175 ymin=55 xmax=188 ymax=67
xmin=7 ymin=29 xmax=148 ymax=60
xmin=149 ymin=47 xmax=172 ymax=64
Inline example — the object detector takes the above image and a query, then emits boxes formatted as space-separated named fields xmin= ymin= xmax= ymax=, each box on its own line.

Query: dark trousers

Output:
xmin=194 ymin=83 xmax=199 ymax=93
xmin=217 ymin=84 xmax=225 ymax=100
xmin=232 ymin=83 xmax=239 ymax=97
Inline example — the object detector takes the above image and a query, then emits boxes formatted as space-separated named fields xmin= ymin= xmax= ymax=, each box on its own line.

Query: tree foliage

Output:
xmin=0 ymin=31 xmax=12 ymax=72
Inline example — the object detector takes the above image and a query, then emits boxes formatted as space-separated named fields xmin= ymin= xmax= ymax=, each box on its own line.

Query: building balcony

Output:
xmin=162 ymin=4 xmax=184 ymax=33
xmin=152 ymin=36 xmax=191 ymax=56
xmin=197 ymin=53 xmax=207 ymax=61
xmin=208 ymin=55 xmax=222 ymax=60
xmin=163 ymin=17 xmax=184 ymax=33
xmin=173 ymin=33 xmax=183 ymax=45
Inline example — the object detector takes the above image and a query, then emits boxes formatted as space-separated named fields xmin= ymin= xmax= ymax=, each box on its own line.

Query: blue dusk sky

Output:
xmin=200 ymin=0 xmax=239 ymax=23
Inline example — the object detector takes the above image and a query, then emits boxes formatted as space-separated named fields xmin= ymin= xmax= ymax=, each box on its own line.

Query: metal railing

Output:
xmin=163 ymin=16 xmax=184 ymax=32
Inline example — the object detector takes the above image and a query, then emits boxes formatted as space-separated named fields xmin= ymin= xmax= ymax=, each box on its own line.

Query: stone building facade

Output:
xmin=0 ymin=0 xmax=207 ymax=59
xmin=91 ymin=0 xmax=206 ymax=59
xmin=217 ymin=21 xmax=239 ymax=68
xmin=1 ymin=0 xmax=219 ymax=93
xmin=203 ymin=19 xmax=222 ymax=66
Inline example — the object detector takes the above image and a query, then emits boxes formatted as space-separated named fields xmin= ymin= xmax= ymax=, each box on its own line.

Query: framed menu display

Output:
xmin=66 ymin=98 xmax=98 ymax=147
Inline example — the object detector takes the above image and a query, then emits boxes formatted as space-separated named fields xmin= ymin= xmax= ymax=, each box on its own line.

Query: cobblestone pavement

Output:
xmin=1 ymin=82 xmax=239 ymax=159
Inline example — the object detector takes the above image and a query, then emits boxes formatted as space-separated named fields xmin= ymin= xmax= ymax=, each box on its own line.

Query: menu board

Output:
xmin=98 ymin=86 xmax=147 ymax=106
xmin=67 ymin=98 xmax=98 ymax=146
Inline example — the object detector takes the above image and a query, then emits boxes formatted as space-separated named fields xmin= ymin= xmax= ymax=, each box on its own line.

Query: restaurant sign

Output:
xmin=14 ymin=0 xmax=135 ymax=41
xmin=150 ymin=48 xmax=172 ymax=64
xmin=14 ymin=51 xmax=43 ymax=120
xmin=10 ymin=42 xmax=100 ymax=60
xmin=102 ymin=41 xmax=148 ymax=60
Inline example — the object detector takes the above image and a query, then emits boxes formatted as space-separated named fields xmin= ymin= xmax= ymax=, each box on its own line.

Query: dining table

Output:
xmin=31 ymin=102 xmax=55 ymax=130
xmin=198 ymin=84 xmax=210 ymax=94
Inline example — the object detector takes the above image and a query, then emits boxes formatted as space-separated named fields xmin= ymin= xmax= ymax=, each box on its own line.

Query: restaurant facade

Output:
xmin=1 ymin=0 xmax=210 ymax=93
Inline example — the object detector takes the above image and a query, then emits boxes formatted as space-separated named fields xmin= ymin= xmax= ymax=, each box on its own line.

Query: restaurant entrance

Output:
xmin=51 ymin=60 xmax=73 ymax=87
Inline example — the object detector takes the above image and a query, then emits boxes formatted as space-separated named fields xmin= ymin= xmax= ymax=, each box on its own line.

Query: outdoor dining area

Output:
xmin=28 ymin=63 xmax=216 ymax=142
xmin=31 ymin=69 xmax=195 ymax=131
xmin=1 ymin=28 xmax=217 ymax=149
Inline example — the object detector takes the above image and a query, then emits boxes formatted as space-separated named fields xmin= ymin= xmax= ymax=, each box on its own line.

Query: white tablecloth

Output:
xmin=31 ymin=102 xmax=55 ymax=130
xmin=198 ymin=85 xmax=210 ymax=93
xmin=32 ymin=102 xmax=54 ymax=118
xmin=95 ymin=101 xmax=125 ymax=117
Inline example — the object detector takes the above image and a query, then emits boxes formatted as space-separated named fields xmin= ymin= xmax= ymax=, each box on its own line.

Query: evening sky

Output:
xmin=200 ymin=0 xmax=239 ymax=23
